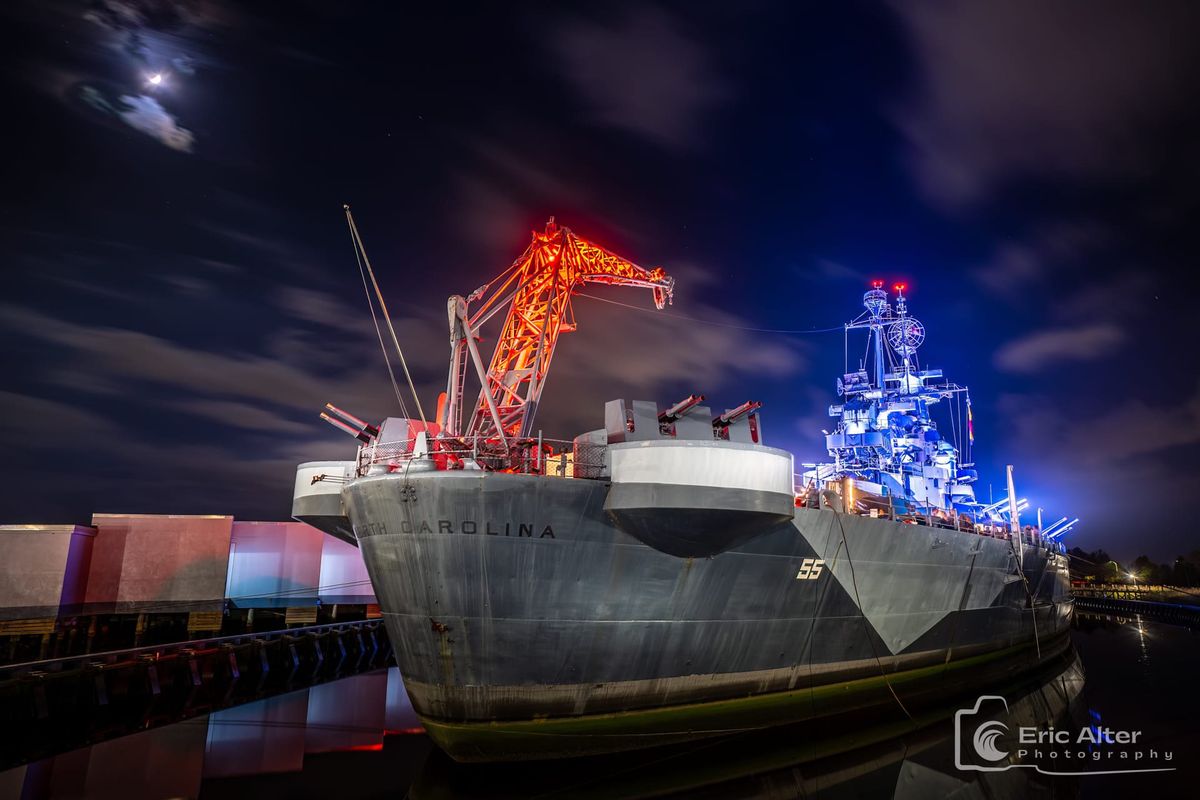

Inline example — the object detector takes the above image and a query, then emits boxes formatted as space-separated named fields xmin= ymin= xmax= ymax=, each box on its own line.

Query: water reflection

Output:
xmin=413 ymin=652 xmax=1088 ymax=799
xmin=3 ymin=618 xmax=1197 ymax=799
xmin=2 ymin=669 xmax=425 ymax=799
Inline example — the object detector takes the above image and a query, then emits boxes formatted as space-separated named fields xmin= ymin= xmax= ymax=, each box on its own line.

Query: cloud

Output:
xmin=83 ymin=1 xmax=195 ymax=36
xmin=160 ymin=274 xmax=213 ymax=297
xmin=195 ymin=221 xmax=293 ymax=257
xmin=445 ymin=172 xmax=534 ymax=257
xmin=9 ymin=0 xmax=232 ymax=156
xmin=48 ymin=273 xmax=132 ymax=302
xmin=796 ymin=258 xmax=870 ymax=285
xmin=994 ymin=386 xmax=1200 ymax=558
xmin=73 ymin=85 xmax=195 ymax=152
xmin=973 ymin=242 xmax=1041 ymax=296
xmin=468 ymin=138 xmax=587 ymax=202
xmin=550 ymin=8 xmax=729 ymax=149
xmin=972 ymin=221 xmax=1109 ymax=296
xmin=192 ymin=216 xmax=325 ymax=278
xmin=530 ymin=270 xmax=807 ymax=435
xmin=275 ymin=286 xmax=369 ymax=334
xmin=1004 ymin=386 xmax=1199 ymax=470
xmin=8 ymin=265 xmax=805 ymax=442
xmin=0 ymin=304 xmax=401 ymax=418
xmin=0 ymin=389 xmax=344 ymax=522
xmin=1056 ymin=272 xmax=1155 ymax=322
xmin=1059 ymin=391 xmax=1200 ymax=466
xmin=446 ymin=133 xmax=650 ymax=264
xmin=0 ymin=390 xmax=123 ymax=448
xmin=171 ymin=398 xmax=314 ymax=434
xmin=993 ymin=324 xmax=1124 ymax=373
xmin=890 ymin=1 xmax=1200 ymax=208
xmin=190 ymin=257 xmax=244 ymax=274
xmin=2 ymin=254 xmax=799 ymax=523
xmin=115 ymin=93 xmax=194 ymax=151
xmin=791 ymin=386 xmax=837 ymax=451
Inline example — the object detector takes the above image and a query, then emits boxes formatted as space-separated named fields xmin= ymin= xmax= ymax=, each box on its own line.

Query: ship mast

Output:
xmin=869 ymin=285 xmax=886 ymax=390
xmin=817 ymin=281 xmax=969 ymax=515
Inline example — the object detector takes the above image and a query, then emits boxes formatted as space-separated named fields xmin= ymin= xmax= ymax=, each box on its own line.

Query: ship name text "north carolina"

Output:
xmin=353 ymin=521 xmax=555 ymax=538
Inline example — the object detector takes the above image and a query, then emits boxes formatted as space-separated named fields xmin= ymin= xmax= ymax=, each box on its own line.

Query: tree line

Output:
xmin=1068 ymin=547 xmax=1200 ymax=586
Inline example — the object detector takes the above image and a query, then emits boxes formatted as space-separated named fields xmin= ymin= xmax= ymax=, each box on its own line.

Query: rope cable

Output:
xmin=576 ymin=292 xmax=844 ymax=334
xmin=1009 ymin=538 xmax=1043 ymax=662
xmin=347 ymin=213 xmax=408 ymax=418
xmin=830 ymin=508 xmax=915 ymax=722
xmin=948 ymin=391 xmax=959 ymax=453
xmin=843 ymin=324 xmax=848 ymax=374
xmin=344 ymin=206 xmax=428 ymax=425
xmin=956 ymin=392 xmax=963 ymax=453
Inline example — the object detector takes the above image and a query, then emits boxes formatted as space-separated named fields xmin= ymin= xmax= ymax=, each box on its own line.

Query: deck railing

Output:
xmin=357 ymin=436 xmax=608 ymax=479
xmin=793 ymin=485 xmax=1065 ymax=554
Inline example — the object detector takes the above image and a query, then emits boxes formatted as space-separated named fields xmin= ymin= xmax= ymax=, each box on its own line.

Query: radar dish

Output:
xmin=888 ymin=318 xmax=925 ymax=352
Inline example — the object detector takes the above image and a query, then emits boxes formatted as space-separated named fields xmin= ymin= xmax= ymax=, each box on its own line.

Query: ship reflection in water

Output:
xmin=416 ymin=651 xmax=1089 ymax=800
xmin=0 ymin=669 xmax=432 ymax=799
xmin=2 ymin=618 xmax=1196 ymax=799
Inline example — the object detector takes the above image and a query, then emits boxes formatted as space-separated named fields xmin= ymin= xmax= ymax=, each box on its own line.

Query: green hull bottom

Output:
xmin=420 ymin=633 xmax=1071 ymax=762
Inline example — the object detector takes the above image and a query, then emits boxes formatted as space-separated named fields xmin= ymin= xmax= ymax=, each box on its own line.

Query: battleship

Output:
xmin=293 ymin=215 xmax=1073 ymax=761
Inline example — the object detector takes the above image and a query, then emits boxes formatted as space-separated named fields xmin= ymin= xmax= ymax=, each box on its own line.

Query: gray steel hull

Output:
xmin=342 ymin=472 xmax=1072 ymax=761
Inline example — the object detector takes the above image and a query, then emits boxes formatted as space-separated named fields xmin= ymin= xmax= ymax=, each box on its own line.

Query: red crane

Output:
xmin=441 ymin=218 xmax=674 ymax=446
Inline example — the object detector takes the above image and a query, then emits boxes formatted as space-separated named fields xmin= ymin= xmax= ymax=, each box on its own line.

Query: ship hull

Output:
xmin=343 ymin=471 xmax=1072 ymax=761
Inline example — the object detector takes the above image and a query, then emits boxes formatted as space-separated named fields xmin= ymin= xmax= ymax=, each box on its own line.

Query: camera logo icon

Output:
xmin=955 ymin=695 xmax=1013 ymax=772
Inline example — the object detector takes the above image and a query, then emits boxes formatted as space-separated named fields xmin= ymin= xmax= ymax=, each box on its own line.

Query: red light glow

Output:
xmin=466 ymin=219 xmax=674 ymax=439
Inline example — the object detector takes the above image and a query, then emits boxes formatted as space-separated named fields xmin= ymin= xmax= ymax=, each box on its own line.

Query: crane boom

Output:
xmin=441 ymin=218 xmax=674 ymax=443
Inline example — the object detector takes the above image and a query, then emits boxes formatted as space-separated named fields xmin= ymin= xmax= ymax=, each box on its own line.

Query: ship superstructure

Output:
xmin=804 ymin=281 xmax=977 ymax=521
xmin=803 ymin=283 xmax=1077 ymax=544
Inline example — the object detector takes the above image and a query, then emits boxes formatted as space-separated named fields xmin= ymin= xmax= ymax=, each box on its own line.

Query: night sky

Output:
xmin=3 ymin=1 xmax=1198 ymax=563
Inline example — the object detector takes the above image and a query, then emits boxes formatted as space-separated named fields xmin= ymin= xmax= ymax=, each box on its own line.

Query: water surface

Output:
xmin=2 ymin=615 xmax=1195 ymax=799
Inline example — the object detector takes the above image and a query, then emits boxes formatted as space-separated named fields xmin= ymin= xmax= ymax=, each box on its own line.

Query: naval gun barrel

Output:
xmin=321 ymin=412 xmax=373 ymax=443
xmin=324 ymin=403 xmax=380 ymax=437
xmin=713 ymin=400 xmax=762 ymax=428
xmin=321 ymin=403 xmax=380 ymax=443
xmin=659 ymin=394 xmax=705 ymax=423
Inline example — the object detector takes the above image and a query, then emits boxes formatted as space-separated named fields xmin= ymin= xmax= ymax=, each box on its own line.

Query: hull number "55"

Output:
xmin=796 ymin=558 xmax=825 ymax=580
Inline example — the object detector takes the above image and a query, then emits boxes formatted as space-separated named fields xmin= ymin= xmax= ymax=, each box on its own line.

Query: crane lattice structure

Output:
xmin=441 ymin=218 xmax=674 ymax=446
